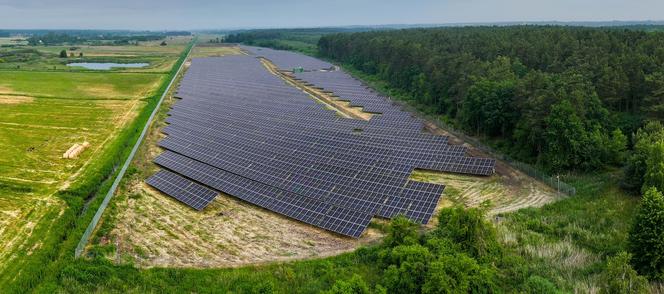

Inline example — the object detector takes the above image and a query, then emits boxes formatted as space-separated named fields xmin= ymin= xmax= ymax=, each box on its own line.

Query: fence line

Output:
xmin=74 ymin=41 xmax=194 ymax=258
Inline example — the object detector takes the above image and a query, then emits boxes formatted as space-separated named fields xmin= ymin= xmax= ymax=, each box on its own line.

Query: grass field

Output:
xmin=0 ymin=40 xmax=188 ymax=285
xmin=0 ymin=37 xmax=27 ymax=45
xmin=0 ymin=36 xmax=192 ymax=72
xmin=0 ymin=71 xmax=163 ymax=99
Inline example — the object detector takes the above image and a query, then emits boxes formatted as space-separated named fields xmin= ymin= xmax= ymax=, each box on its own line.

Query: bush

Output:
xmin=380 ymin=245 xmax=431 ymax=294
xmin=600 ymin=252 xmax=649 ymax=293
xmin=383 ymin=215 xmax=420 ymax=247
xmin=523 ymin=276 xmax=560 ymax=294
xmin=323 ymin=274 xmax=371 ymax=294
xmin=432 ymin=206 xmax=501 ymax=261
xmin=628 ymin=187 xmax=664 ymax=280
xmin=422 ymin=253 xmax=497 ymax=294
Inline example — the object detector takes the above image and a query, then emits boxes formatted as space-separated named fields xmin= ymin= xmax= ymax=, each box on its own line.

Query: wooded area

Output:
xmin=318 ymin=26 xmax=664 ymax=174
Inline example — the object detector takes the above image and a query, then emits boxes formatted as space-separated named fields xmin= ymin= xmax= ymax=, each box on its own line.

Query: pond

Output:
xmin=66 ymin=62 xmax=149 ymax=70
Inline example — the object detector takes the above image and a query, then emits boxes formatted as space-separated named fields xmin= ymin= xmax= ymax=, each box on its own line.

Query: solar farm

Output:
xmin=145 ymin=48 xmax=496 ymax=238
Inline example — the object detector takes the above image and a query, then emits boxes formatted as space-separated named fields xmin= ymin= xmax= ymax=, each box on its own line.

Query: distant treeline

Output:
xmin=319 ymin=26 xmax=664 ymax=174
xmin=23 ymin=30 xmax=191 ymax=46
xmin=223 ymin=28 xmax=380 ymax=54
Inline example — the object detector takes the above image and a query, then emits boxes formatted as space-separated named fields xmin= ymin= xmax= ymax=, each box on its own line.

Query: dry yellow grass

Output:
xmin=112 ymin=182 xmax=381 ymax=268
xmin=411 ymin=169 xmax=560 ymax=218
xmin=191 ymin=46 xmax=243 ymax=58
xmin=0 ymin=85 xmax=15 ymax=93
xmin=0 ymin=95 xmax=34 ymax=104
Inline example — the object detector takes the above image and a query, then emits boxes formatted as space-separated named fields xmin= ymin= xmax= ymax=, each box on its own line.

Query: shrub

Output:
xmin=600 ymin=252 xmax=649 ymax=294
xmin=381 ymin=245 xmax=431 ymax=294
xmin=422 ymin=253 xmax=497 ymax=294
xmin=383 ymin=215 xmax=420 ymax=247
xmin=628 ymin=187 xmax=664 ymax=280
xmin=323 ymin=274 xmax=371 ymax=294
xmin=433 ymin=206 xmax=501 ymax=261
xmin=523 ymin=276 xmax=559 ymax=294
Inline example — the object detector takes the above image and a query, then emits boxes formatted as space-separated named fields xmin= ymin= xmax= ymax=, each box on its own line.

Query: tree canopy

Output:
xmin=318 ymin=26 xmax=664 ymax=171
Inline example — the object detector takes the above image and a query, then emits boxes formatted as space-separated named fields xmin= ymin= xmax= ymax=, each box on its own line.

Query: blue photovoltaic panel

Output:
xmin=146 ymin=169 xmax=218 ymax=210
xmin=146 ymin=50 xmax=496 ymax=238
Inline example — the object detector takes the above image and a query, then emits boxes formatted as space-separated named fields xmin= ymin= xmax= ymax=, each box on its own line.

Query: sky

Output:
xmin=0 ymin=0 xmax=663 ymax=30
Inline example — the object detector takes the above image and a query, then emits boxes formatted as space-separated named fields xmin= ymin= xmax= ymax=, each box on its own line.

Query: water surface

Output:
xmin=66 ymin=62 xmax=149 ymax=70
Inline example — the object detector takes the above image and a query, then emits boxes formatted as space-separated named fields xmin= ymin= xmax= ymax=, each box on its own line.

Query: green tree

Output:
xmin=323 ymin=274 xmax=371 ymax=294
xmin=541 ymin=99 xmax=587 ymax=171
xmin=600 ymin=252 xmax=649 ymax=294
xmin=383 ymin=215 xmax=419 ymax=247
xmin=642 ymin=72 xmax=664 ymax=119
xmin=432 ymin=206 xmax=500 ymax=261
xmin=381 ymin=245 xmax=432 ymax=294
xmin=607 ymin=128 xmax=628 ymax=164
xmin=422 ymin=253 xmax=497 ymax=294
xmin=624 ymin=121 xmax=664 ymax=191
xmin=628 ymin=187 xmax=664 ymax=280
xmin=644 ymin=140 xmax=664 ymax=193
xmin=460 ymin=78 xmax=517 ymax=136
xmin=59 ymin=49 xmax=67 ymax=58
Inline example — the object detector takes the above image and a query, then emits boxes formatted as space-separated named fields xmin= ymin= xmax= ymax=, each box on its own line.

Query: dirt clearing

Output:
xmin=0 ymin=95 xmax=34 ymax=104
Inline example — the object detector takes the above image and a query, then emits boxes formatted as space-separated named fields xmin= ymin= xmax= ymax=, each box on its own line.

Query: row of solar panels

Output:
xmin=146 ymin=52 xmax=496 ymax=238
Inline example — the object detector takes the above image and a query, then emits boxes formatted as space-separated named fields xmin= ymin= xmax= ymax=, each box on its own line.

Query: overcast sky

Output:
xmin=1 ymin=0 xmax=663 ymax=30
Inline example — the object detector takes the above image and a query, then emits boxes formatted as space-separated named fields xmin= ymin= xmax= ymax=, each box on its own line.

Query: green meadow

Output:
xmin=0 ymin=40 xmax=188 ymax=284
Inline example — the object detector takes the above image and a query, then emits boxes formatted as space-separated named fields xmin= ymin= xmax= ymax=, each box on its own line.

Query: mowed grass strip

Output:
xmin=0 ymin=98 xmax=143 ymax=183
xmin=0 ymin=70 xmax=164 ymax=274
xmin=0 ymin=71 xmax=164 ymax=100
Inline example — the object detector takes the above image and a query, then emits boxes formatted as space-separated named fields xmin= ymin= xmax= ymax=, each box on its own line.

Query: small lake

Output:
xmin=66 ymin=62 xmax=149 ymax=70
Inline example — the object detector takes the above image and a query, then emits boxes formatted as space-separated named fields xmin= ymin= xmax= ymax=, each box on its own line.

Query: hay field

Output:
xmin=0 ymin=43 xmax=183 ymax=275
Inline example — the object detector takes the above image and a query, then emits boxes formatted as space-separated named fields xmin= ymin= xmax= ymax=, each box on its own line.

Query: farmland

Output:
xmin=0 ymin=35 xmax=192 ymax=286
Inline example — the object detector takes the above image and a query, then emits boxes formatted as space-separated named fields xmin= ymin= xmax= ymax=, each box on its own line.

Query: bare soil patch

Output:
xmin=0 ymin=95 xmax=34 ymax=104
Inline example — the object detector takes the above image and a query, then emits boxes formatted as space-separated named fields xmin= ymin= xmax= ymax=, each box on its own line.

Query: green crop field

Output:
xmin=0 ymin=71 xmax=164 ymax=99
xmin=0 ymin=39 xmax=189 ymax=283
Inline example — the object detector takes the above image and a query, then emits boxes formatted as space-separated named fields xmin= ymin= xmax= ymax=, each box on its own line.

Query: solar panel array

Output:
xmin=241 ymin=45 xmax=334 ymax=70
xmin=146 ymin=50 xmax=496 ymax=238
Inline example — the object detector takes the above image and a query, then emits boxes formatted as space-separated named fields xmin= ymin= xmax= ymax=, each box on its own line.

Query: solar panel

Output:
xmin=145 ymin=52 xmax=496 ymax=238
xmin=146 ymin=170 xmax=218 ymax=210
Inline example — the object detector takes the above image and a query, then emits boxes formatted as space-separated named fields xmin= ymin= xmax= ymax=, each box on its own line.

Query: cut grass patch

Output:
xmin=0 ymin=71 xmax=164 ymax=100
